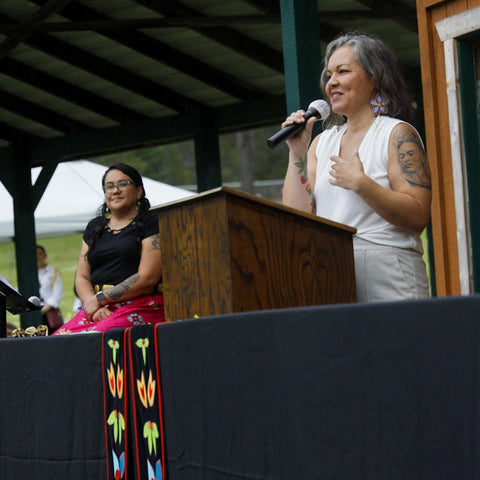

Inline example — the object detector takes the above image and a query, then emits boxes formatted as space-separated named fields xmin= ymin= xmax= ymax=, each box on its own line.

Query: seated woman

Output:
xmin=54 ymin=163 xmax=165 ymax=334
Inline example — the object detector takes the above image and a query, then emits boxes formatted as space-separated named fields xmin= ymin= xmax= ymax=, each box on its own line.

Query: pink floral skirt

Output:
xmin=53 ymin=293 xmax=165 ymax=335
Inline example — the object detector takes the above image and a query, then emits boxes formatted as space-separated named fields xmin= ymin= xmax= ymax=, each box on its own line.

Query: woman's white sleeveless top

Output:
xmin=314 ymin=115 xmax=423 ymax=253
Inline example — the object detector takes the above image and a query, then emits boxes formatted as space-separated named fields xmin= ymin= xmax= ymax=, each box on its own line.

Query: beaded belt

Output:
xmin=94 ymin=284 xmax=114 ymax=293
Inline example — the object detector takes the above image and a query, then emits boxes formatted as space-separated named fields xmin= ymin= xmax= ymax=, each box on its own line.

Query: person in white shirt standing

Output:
xmin=37 ymin=244 xmax=64 ymax=333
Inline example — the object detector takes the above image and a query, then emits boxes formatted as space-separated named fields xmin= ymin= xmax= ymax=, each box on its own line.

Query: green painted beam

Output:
xmin=27 ymin=112 xmax=196 ymax=165
xmin=20 ymin=95 xmax=286 ymax=167
xmin=215 ymin=94 xmax=286 ymax=131
xmin=280 ymin=0 xmax=322 ymax=113
xmin=193 ymin=109 xmax=221 ymax=192
xmin=31 ymin=162 xmax=57 ymax=210
xmin=10 ymin=150 xmax=41 ymax=327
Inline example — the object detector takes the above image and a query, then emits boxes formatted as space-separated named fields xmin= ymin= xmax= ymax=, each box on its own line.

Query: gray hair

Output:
xmin=320 ymin=32 xmax=413 ymax=126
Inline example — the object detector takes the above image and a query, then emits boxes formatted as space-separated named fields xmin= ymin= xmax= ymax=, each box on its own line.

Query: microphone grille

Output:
xmin=308 ymin=99 xmax=331 ymax=119
xmin=28 ymin=296 xmax=42 ymax=307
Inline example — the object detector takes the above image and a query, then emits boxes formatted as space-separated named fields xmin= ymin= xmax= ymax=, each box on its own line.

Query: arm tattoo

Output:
xmin=108 ymin=273 xmax=140 ymax=300
xmin=295 ymin=156 xmax=316 ymax=213
xmin=150 ymin=233 xmax=160 ymax=250
xmin=396 ymin=132 xmax=431 ymax=190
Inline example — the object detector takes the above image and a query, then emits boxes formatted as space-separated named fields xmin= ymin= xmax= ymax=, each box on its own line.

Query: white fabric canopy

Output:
xmin=0 ymin=160 xmax=194 ymax=242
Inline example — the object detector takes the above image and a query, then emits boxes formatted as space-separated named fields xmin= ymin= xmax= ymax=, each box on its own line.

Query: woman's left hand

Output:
xmin=329 ymin=148 xmax=365 ymax=191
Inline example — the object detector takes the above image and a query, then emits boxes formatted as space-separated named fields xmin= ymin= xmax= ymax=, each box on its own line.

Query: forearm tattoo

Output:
xmin=396 ymin=133 xmax=431 ymax=190
xmin=151 ymin=233 xmax=160 ymax=250
xmin=295 ymin=156 xmax=316 ymax=212
xmin=108 ymin=273 xmax=140 ymax=300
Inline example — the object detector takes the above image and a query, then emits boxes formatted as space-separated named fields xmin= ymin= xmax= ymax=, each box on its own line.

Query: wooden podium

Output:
xmin=152 ymin=187 xmax=356 ymax=321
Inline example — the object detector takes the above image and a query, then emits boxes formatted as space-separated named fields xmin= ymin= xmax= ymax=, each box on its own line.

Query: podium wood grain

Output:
xmin=152 ymin=187 xmax=356 ymax=321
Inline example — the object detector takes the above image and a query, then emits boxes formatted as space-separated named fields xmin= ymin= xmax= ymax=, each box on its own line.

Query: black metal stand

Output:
xmin=0 ymin=280 xmax=40 ymax=337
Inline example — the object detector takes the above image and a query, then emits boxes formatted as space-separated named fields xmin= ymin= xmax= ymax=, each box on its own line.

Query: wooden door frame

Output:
xmin=435 ymin=6 xmax=480 ymax=294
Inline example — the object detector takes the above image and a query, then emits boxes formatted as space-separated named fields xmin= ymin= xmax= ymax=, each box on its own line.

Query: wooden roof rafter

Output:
xmin=0 ymin=0 xmax=73 ymax=59
xmin=356 ymin=0 xmax=418 ymax=32
xmin=0 ymin=57 xmax=148 ymax=124
xmin=133 ymin=0 xmax=285 ymax=73
xmin=0 ymin=10 xmax=203 ymax=113
xmin=30 ymin=0 xmax=266 ymax=101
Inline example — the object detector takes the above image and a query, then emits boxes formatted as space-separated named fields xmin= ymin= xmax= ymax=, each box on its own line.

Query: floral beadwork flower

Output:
xmin=127 ymin=312 xmax=146 ymax=326
xmin=370 ymin=93 xmax=388 ymax=116
xmin=113 ymin=299 xmax=132 ymax=309
xmin=79 ymin=317 xmax=95 ymax=326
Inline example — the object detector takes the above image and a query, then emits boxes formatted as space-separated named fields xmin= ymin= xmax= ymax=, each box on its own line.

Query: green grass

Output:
xmin=0 ymin=234 xmax=83 ymax=328
xmin=421 ymin=229 xmax=432 ymax=296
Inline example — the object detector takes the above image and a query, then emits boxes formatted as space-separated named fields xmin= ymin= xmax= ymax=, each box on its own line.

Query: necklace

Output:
xmin=105 ymin=225 xmax=124 ymax=234
xmin=105 ymin=220 xmax=136 ymax=234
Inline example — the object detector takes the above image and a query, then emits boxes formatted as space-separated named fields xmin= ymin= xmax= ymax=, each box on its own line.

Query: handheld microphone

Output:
xmin=266 ymin=99 xmax=330 ymax=149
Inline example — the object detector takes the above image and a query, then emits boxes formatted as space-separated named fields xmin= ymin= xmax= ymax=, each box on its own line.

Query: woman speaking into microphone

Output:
xmin=281 ymin=32 xmax=432 ymax=303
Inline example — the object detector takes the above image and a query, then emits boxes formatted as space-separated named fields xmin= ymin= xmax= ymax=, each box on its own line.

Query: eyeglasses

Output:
xmin=103 ymin=180 xmax=134 ymax=192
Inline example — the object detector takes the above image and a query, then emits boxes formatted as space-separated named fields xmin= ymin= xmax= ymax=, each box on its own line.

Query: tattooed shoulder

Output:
xmin=394 ymin=128 xmax=431 ymax=190
xmin=150 ymin=233 xmax=161 ymax=250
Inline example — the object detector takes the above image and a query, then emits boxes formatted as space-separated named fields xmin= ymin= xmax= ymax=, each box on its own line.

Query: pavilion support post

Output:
xmin=11 ymin=148 xmax=41 ymax=328
xmin=193 ymin=109 xmax=222 ymax=192
xmin=279 ymin=0 xmax=322 ymax=114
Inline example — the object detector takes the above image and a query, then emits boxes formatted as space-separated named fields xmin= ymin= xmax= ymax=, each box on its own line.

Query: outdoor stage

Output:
xmin=0 ymin=294 xmax=479 ymax=479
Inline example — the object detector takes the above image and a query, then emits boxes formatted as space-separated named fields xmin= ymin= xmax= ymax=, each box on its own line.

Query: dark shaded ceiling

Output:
xmin=0 ymin=0 xmax=419 ymax=167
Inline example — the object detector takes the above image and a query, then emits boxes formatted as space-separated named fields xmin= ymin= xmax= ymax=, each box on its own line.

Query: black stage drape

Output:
xmin=157 ymin=295 xmax=480 ymax=479
xmin=1 ymin=295 xmax=480 ymax=479
xmin=0 ymin=333 xmax=105 ymax=479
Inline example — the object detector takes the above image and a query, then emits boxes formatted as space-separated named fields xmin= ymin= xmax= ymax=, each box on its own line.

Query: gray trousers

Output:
xmin=353 ymin=237 xmax=430 ymax=302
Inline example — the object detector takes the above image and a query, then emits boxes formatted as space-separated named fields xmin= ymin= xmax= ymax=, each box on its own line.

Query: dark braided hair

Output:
xmin=86 ymin=163 xmax=151 ymax=254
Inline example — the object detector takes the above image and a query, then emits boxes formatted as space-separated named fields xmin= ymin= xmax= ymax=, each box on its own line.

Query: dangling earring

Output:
xmin=135 ymin=200 xmax=140 ymax=214
xmin=104 ymin=206 xmax=112 ymax=219
xmin=370 ymin=93 xmax=389 ymax=116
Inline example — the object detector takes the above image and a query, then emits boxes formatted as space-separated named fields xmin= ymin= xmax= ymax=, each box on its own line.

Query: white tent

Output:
xmin=0 ymin=160 xmax=194 ymax=242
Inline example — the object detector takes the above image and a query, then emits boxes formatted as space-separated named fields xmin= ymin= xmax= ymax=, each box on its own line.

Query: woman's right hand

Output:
xmin=283 ymin=110 xmax=317 ymax=157
xmin=82 ymin=293 xmax=102 ymax=321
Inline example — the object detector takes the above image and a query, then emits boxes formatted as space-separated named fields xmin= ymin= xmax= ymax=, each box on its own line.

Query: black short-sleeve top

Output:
xmin=83 ymin=211 xmax=159 ymax=287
